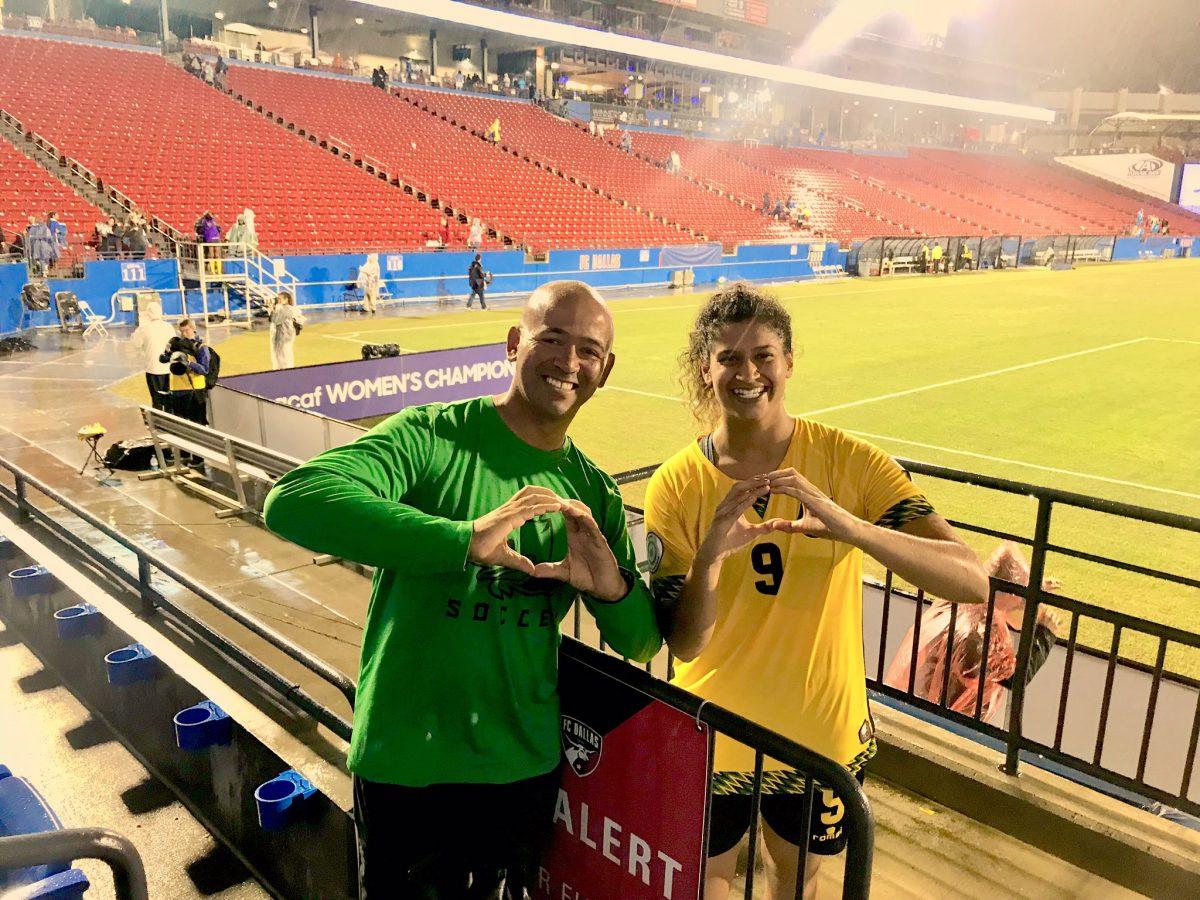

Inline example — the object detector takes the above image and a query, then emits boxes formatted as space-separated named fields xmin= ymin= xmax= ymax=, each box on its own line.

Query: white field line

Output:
xmin=799 ymin=338 xmax=1149 ymax=417
xmin=1145 ymin=337 xmax=1200 ymax=346
xmin=844 ymin=430 xmax=1200 ymax=502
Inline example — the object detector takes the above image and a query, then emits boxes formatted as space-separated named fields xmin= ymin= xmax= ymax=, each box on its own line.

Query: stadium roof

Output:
xmin=365 ymin=0 xmax=1056 ymax=123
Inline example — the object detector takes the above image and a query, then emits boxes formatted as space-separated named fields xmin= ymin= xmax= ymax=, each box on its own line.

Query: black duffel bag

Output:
xmin=104 ymin=438 xmax=159 ymax=471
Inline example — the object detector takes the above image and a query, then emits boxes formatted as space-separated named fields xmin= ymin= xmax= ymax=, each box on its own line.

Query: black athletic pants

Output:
xmin=353 ymin=767 xmax=560 ymax=899
xmin=145 ymin=373 xmax=170 ymax=412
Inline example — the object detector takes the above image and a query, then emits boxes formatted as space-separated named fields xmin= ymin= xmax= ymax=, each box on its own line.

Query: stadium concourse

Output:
xmin=2 ymin=7 xmax=1200 ymax=900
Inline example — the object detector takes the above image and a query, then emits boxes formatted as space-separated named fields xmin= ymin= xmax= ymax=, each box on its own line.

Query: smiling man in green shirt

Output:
xmin=263 ymin=281 xmax=661 ymax=898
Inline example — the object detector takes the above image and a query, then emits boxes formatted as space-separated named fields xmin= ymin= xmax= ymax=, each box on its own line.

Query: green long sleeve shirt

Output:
xmin=263 ymin=396 xmax=661 ymax=786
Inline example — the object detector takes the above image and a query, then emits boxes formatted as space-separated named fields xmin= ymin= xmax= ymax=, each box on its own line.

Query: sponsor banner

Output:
xmin=221 ymin=342 xmax=513 ymax=420
xmin=1055 ymin=153 xmax=1177 ymax=202
xmin=543 ymin=648 xmax=709 ymax=900
xmin=1178 ymin=162 xmax=1200 ymax=214
xmin=659 ymin=243 xmax=723 ymax=268
xmin=723 ymin=0 xmax=768 ymax=24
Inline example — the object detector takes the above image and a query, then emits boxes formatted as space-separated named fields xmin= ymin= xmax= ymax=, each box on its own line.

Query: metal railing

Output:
xmin=0 ymin=828 xmax=149 ymax=900
xmin=0 ymin=456 xmax=355 ymax=741
xmin=565 ymin=639 xmax=873 ymax=900
xmin=615 ymin=460 xmax=1200 ymax=820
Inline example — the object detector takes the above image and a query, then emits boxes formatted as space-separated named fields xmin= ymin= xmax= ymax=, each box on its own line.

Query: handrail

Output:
xmin=613 ymin=460 xmax=1200 ymax=817
xmin=0 ymin=828 xmax=149 ymax=900
xmin=0 ymin=454 xmax=355 ymax=740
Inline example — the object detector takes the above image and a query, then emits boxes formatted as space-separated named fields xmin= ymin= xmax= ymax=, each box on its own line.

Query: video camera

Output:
xmin=361 ymin=343 xmax=402 ymax=360
xmin=165 ymin=335 xmax=202 ymax=376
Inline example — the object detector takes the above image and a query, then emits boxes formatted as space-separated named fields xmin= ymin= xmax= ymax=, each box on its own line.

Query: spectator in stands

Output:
xmin=93 ymin=219 xmax=112 ymax=254
xmin=486 ymin=117 xmax=502 ymax=144
xmin=1150 ymin=217 xmax=1161 ymax=235
xmin=454 ymin=69 xmax=465 ymax=91
xmin=438 ymin=215 xmax=452 ymax=248
xmin=46 ymin=212 xmax=67 ymax=249
xmin=24 ymin=215 xmax=58 ymax=275
xmin=468 ymin=218 xmax=484 ymax=251
xmin=645 ymin=285 xmax=986 ymax=900
xmin=1136 ymin=208 xmax=1144 ymax=228
xmin=762 ymin=191 xmax=772 ymax=214
xmin=255 ymin=41 xmax=265 ymax=63
xmin=159 ymin=318 xmax=210 ymax=434
xmin=372 ymin=65 xmax=387 ymax=90
xmin=214 ymin=55 xmax=228 ymax=92
xmin=269 ymin=291 xmax=304 ymax=369
xmin=124 ymin=218 xmax=149 ymax=259
xmin=130 ymin=298 xmax=175 ymax=411
xmin=227 ymin=209 xmax=258 ymax=255
xmin=620 ymin=130 xmax=632 ymax=153
xmin=772 ymin=199 xmax=785 ymax=220
xmin=467 ymin=253 xmax=488 ymax=309
xmin=356 ymin=253 xmax=381 ymax=314
xmin=198 ymin=212 xmax=222 ymax=273
xmin=262 ymin=281 xmax=659 ymax=900
xmin=1161 ymin=219 xmax=1170 ymax=235
xmin=667 ymin=149 xmax=681 ymax=174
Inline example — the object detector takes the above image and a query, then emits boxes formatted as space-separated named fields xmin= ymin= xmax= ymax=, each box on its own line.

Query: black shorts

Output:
xmin=707 ymin=770 xmax=866 ymax=858
xmin=353 ymin=766 xmax=560 ymax=899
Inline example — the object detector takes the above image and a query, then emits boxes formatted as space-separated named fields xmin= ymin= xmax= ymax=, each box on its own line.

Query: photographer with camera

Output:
xmin=159 ymin=319 xmax=211 ymax=439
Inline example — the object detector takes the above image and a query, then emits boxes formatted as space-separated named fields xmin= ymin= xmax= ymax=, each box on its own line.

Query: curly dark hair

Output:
xmin=679 ymin=282 xmax=793 ymax=422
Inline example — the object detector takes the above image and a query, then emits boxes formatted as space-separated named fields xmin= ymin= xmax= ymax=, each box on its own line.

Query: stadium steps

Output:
xmin=226 ymin=64 xmax=689 ymax=252
xmin=393 ymin=88 xmax=792 ymax=249
xmin=0 ymin=620 xmax=268 ymax=899
xmin=219 ymin=80 xmax=509 ymax=249
xmin=0 ymin=114 xmax=175 ymax=255
xmin=393 ymin=92 xmax=708 ymax=244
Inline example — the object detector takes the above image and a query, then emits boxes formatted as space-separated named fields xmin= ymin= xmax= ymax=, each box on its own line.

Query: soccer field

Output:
xmin=127 ymin=261 xmax=1200 ymax=672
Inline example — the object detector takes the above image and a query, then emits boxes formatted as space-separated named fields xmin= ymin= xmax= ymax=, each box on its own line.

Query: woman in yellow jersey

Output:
xmin=644 ymin=284 xmax=988 ymax=899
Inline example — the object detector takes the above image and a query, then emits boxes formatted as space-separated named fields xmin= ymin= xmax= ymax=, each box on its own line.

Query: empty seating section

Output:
xmin=619 ymin=131 xmax=795 ymax=209
xmin=0 ymin=138 xmax=104 ymax=259
xmin=0 ymin=35 xmax=446 ymax=252
xmin=229 ymin=66 xmax=686 ymax=251
xmin=395 ymin=88 xmax=794 ymax=248
xmin=916 ymin=149 xmax=1200 ymax=233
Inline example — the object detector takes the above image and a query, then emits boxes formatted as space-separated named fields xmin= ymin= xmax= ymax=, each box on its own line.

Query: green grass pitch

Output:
xmin=119 ymin=261 xmax=1200 ymax=674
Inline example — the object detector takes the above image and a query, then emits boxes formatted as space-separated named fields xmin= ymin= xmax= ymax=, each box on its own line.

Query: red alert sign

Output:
xmin=541 ymin=646 xmax=711 ymax=899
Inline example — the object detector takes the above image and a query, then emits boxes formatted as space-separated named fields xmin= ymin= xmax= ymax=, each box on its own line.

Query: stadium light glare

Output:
xmin=300 ymin=26 xmax=308 ymax=33
xmin=214 ymin=10 xmax=226 ymax=19
xmin=267 ymin=0 xmax=277 ymax=7
xmin=371 ymin=0 xmax=1054 ymax=122
xmin=355 ymin=17 xmax=365 ymax=24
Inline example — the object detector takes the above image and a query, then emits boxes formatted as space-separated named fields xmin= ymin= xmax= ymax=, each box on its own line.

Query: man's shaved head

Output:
xmin=520 ymin=281 xmax=614 ymax=353
xmin=502 ymin=280 xmax=618 ymax=429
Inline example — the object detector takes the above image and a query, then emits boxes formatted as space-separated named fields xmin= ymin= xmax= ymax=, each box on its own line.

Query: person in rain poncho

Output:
xmin=467 ymin=218 xmax=484 ymax=251
xmin=24 ymin=216 xmax=59 ymax=274
xmin=129 ymin=297 xmax=176 ymax=411
xmin=227 ymin=209 xmax=258 ymax=255
xmin=884 ymin=541 xmax=1062 ymax=725
xmin=356 ymin=253 xmax=382 ymax=314
xmin=269 ymin=291 xmax=305 ymax=370
xmin=486 ymin=118 xmax=501 ymax=144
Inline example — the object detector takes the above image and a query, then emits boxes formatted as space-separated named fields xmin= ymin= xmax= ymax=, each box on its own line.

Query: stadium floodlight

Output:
xmin=215 ymin=10 xmax=226 ymax=20
xmin=267 ymin=0 xmax=278 ymax=8
xmin=355 ymin=17 xmax=365 ymax=24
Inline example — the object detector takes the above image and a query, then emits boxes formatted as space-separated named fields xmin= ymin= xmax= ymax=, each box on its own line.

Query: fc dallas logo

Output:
xmin=561 ymin=715 xmax=603 ymax=777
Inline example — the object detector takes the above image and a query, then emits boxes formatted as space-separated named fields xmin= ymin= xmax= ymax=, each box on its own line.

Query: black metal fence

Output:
xmin=614 ymin=460 xmax=1200 ymax=823
xmin=1 ymin=451 xmax=873 ymax=898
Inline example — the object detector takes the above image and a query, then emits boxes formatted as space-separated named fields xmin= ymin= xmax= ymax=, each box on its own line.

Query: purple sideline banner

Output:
xmin=220 ymin=343 xmax=514 ymax=421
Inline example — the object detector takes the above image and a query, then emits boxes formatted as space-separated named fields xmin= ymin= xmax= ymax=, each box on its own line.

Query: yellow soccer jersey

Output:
xmin=644 ymin=418 xmax=928 ymax=783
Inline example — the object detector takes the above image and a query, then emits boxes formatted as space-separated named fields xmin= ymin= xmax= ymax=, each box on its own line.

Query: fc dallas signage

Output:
xmin=541 ymin=644 xmax=710 ymax=899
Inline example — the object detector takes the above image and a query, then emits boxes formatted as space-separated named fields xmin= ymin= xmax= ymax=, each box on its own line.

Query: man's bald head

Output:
xmin=520 ymin=280 xmax=614 ymax=353
xmin=503 ymin=281 xmax=617 ymax=425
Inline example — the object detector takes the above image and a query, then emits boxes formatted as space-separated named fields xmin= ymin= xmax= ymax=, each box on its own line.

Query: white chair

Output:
xmin=77 ymin=300 xmax=109 ymax=339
